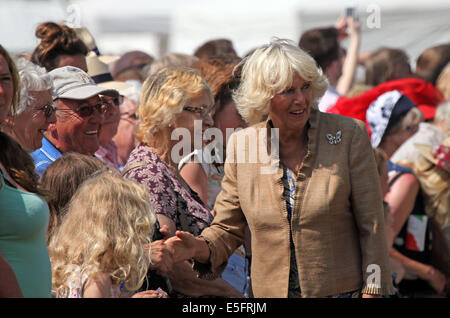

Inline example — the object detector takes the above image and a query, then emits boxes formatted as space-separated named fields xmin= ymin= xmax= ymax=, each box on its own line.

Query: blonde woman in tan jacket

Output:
xmin=166 ymin=39 xmax=396 ymax=298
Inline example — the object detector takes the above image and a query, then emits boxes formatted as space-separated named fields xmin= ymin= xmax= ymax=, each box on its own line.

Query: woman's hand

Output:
xmin=347 ymin=16 xmax=361 ymax=40
xmin=165 ymin=231 xmax=211 ymax=264
xmin=334 ymin=16 xmax=348 ymax=42
xmin=425 ymin=266 xmax=447 ymax=295
xmin=145 ymin=225 xmax=175 ymax=275
xmin=147 ymin=240 xmax=174 ymax=275
xmin=165 ymin=231 xmax=199 ymax=263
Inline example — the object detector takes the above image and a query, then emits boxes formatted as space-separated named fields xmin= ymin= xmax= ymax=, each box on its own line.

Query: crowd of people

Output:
xmin=0 ymin=14 xmax=449 ymax=298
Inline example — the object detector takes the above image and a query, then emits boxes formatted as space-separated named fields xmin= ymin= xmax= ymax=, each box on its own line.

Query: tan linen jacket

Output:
xmin=197 ymin=108 xmax=396 ymax=298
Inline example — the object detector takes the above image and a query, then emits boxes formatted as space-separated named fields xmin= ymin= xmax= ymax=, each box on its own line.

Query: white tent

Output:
xmin=1 ymin=0 xmax=449 ymax=69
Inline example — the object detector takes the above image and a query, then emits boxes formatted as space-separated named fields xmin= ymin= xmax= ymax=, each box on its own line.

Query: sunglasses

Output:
xmin=183 ymin=106 xmax=210 ymax=117
xmin=35 ymin=104 xmax=56 ymax=118
xmin=56 ymin=103 xmax=107 ymax=118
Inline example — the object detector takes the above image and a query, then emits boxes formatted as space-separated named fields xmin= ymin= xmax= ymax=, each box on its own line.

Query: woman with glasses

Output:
xmin=123 ymin=66 xmax=244 ymax=298
xmin=0 ymin=45 xmax=52 ymax=297
xmin=2 ymin=57 xmax=56 ymax=152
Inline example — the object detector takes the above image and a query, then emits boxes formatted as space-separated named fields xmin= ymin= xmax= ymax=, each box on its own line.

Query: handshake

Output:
xmin=148 ymin=225 xmax=210 ymax=276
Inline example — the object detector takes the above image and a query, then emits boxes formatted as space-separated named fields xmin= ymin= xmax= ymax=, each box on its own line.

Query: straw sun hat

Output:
xmin=414 ymin=137 xmax=450 ymax=172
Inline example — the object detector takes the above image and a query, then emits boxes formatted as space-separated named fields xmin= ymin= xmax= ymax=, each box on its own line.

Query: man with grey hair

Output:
xmin=391 ymin=101 xmax=450 ymax=164
xmin=31 ymin=66 xmax=118 ymax=176
xmin=3 ymin=58 xmax=56 ymax=152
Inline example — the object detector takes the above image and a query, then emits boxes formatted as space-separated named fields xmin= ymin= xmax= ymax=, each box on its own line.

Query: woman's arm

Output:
xmin=336 ymin=16 xmax=361 ymax=95
xmin=390 ymin=247 xmax=446 ymax=294
xmin=385 ymin=173 xmax=446 ymax=294
xmin=0 ymin=249 xmax=23 ymax=297
xmin=384 ymin=173 xmax=419 ymax=238
xmin=179 ymin=161 xmax=209 ymax=207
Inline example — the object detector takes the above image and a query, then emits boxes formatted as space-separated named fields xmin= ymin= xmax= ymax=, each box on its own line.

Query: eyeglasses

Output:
xmin=101 ymin=96 xmax=123 ymax=108
xmin=120 ymin=111 xmax=138 ymax=120
xmin=35 ymin=104 xmax=56 ymax=118
xmin=183 ymin=106 xmax=210 ymax=117
xmin=56 ymin=103 xmax=107 ymax=118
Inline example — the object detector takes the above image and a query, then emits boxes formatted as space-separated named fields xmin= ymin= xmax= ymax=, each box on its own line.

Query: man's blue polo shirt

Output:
xmin=31 ymin=137 xmax=62 ymax=177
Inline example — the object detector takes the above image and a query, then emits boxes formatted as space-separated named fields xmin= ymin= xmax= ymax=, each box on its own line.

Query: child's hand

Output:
xmin=132 ymin=288 xmax=169 ymax=298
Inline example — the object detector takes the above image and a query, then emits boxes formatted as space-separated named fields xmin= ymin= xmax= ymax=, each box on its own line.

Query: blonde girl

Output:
xmin=49 ymin=171 xmax=161 ymax=298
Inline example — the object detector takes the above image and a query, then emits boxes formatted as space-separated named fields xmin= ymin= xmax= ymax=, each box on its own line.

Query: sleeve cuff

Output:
xmin=191 ymin=236 xmax=222 ymax=281
xmin=361 ymin=283 xmax=396 ymax=296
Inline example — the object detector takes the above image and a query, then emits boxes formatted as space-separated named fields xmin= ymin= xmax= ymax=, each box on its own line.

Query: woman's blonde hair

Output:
xmin=233 ymin=38 xmax=328 ymax=125
xmin=387 ymin=107 xmax=424 ymax=135
xmin=136 ymin=66 xmax=213 ymax=156
xmin=398 ymin=143 xmax=450 ymax=228
xmin=49 ymin=171 xmax=156 ymax=296
xmin=437 ymin=62 xmax=450 ymax=100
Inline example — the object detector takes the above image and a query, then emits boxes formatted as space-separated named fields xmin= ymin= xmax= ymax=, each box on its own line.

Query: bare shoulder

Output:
xmin=83 ymin=272 xmax=112 ymax=298
xmin=180 ymin=161 xmax=207 ymax=177
xmin=389 ymin=172 xmax=419 ymax=189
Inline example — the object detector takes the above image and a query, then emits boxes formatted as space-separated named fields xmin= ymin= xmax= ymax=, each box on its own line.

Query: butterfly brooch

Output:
xmin=326 ymin=130 xmax=342 ymax=145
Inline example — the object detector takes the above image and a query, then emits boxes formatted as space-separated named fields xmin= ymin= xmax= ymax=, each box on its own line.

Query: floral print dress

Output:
xmin=123 ymin=143 xmax=214 ymax=237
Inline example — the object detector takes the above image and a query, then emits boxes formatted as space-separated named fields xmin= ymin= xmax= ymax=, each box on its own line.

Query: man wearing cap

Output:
xmin=31 ymin=66 xmax=118 ymax=176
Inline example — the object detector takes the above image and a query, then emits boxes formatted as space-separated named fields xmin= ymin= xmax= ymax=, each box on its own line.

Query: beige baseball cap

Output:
xmin=49 ymin=66 xmax=119 ymax=101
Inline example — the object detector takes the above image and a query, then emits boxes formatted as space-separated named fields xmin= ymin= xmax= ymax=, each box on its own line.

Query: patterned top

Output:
xmin=281 ymin=167 xmax=301 ymax=298
xmin=281 ymin=167 xmax=361 ymax=298
xmin=55 ymin=267 xmax=121 ymax=298
xmin=123 ymin=143 xmax=214 ymax=236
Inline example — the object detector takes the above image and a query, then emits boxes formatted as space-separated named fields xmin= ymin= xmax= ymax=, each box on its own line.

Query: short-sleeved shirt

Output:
xmin=30 ymin=137 xmax=62 ymax=177
xmin=123 ymin=143 xmax=213 ymax=236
